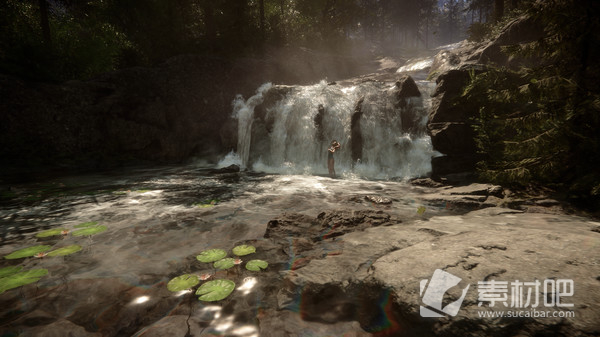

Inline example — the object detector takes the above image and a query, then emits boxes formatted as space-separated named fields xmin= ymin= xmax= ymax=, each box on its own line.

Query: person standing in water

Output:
xmin=328 ymin=140 xmax=341 ymax=178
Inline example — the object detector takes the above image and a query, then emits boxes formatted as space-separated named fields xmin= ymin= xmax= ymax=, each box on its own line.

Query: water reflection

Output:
xmin=231 ymin=325 xmax=259 ymax=337
xmin=132 ymin=295 xmax=150 ymax=305
xmin=0 ymin=164 xmax=443 ymax=335
xmin=237 ymin=277 xmax=257 ymax=295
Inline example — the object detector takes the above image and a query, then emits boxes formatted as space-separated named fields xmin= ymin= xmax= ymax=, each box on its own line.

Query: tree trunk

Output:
xmin=201 ymin=2 xmax=216 ymax=43
xmin=425 ymin=14 xmax=429 ymax=49
xmin=494 ymin=0 xmax=504 ymax=22
xmin=259 ymin=0 xmax=265 ymax=39
xmin=39 ymin=0 xmax=51 ymax=45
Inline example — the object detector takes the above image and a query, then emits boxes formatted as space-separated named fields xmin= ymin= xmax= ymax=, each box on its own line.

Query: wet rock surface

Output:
xmin=1 ymin=170 xmax=599 ymax=336
xmin=274 ymin=207 xmax=600 ymax=336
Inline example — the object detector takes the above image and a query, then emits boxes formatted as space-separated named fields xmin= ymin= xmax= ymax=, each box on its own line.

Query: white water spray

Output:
xmin=232 ymin=83 xmax=272 ymax=169
xmin=223 ymin=68 xmax=440 ymax=179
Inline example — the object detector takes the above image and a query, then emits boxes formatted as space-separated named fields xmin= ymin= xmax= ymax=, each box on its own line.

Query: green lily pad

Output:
xmin=196 ymin=199 xmax=219 ymax=208
xmin=232 ymin=245 xmax=256 ymax=256
xmin=4 ymin=245 xmax=52 ymax=259
xmin=195 ymin=279 xmax=235 ymax=302
xmin=0 ymin=269 xmax=48 ymax=294
xmin=245 ymin=259 xmax=269 ymax=271
xmin=167 ymin=274 xmax=200 ymax=292
xmin=36 ymin=228 xmax=67 ymax=238
xmin=213 ymin=258 xmax=236 ymax=270
xmin=47 ymin=245 xmax=82 ymax=257
xmin=196 ymin=249 xmax=227 ymax=263
xmin=72 ymin=225 xmax=107 ymax=236
xmin=75 ymin=221 xmax=98 ymax=228
xmin=0 ymin=266 xmax=22 ymax=278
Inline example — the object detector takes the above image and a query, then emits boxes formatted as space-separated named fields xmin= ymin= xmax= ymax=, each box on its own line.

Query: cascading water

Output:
xmin=222 ymin=58 xmax=439 ymax=180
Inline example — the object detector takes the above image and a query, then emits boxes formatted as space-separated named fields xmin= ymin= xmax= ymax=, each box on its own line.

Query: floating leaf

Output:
xmin=47 ymin=245 xmax=82 ymax=257
xmin=0 ymin=266 xmax=22 ymax=278
xmin=196 ymin=199 xmax=219 ymax=208
xmin=36 ymin=228 xmax=68 ymax=238
xmin=245 ymin=259 xmax=269 ymax=271
xmin=214 ymin=258 xmax=236 ymax=270
xmin=167 ymin=274 xmax=200 ymax=292
xmin=0 ymin=269 xmax=48 ymax=294
xmin=417 ymin=206 xmax=426 ymax=215
xmin=75 ymin=221 xmax=98 ymax=228
xmin=4 ymin=245 xmax=52 ymax=259
xmin=72 ymin=225 xmax=107 ymax=236
xmin=232 ymin=245 xmax=256 ymax=256
xmin=195 ymin=279 xmax=235 ymax=302
xmin=196 ymin=249 xmax=227 ymax=263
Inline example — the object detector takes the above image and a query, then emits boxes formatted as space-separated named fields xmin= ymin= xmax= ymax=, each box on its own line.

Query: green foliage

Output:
xmin=196 ymin=199 xmax=219 ymax=208
xmin=4 ymin=245 xmax=52 ymax=259
xmin=0 ymin=0 xmax=130 ymax=81
xmin=0 ymin=269 xmax=49 ymax=294
xmin=0 ymin=266 xmax=23 ymax=278
xmin=75 ymin=221 xmax=98 ymax=228
xmin=464 ymin=0 xmax=600 ymax=207
xmin=36 ymin=228 xmax=67 ymax=238
xmin=232 ymin=245 xmax=256 ymax=256
xmin=71 ymin=225 xmax=107 ymax=236
xmin=245 ymin=259 xmax=268 ymax=271
xmin=166 ymin=245 xmax=267 ymax=301
xmin=0 ymin=0 xmax=448 ymax=81
xmin=195 ymin=279 xmax=235 ymax=302
xmin=47 ymin=245 xmax=82 ymax=257
xmin=196 ymin=249 xmax=227 ymax=263
xmin=214 ymin=258 xmax=236 ymax=270
xmin=167 ymin=274 xmax=200 ymax=292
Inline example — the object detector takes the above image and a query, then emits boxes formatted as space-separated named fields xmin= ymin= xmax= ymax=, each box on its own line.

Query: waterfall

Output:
xmin=232 ymin=83 xmax=272 ymax=169
xmin=222 ymin=59 xmax=440 ymax=179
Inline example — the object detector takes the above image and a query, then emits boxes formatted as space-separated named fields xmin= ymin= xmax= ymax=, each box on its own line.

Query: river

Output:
xmin=0 ymin=55 xmax=448 ymax=336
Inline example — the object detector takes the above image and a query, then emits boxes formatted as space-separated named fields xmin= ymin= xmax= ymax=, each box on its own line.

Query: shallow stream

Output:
xmin=0 ymin=164 xmax=455 ymax=336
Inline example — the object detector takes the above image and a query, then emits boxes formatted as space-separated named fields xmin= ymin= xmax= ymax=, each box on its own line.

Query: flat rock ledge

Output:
xmin=10 ymin=190 xmax=597 ymax=336
xmin=275 ymin=208 xmax=600 ymax=336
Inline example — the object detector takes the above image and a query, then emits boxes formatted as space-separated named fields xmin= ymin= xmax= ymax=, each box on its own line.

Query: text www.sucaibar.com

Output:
xmin=477 ymin=310 xmax=575 ymax=318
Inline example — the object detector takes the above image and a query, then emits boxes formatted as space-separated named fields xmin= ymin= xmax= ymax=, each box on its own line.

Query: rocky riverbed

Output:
xmin=1 ymin=166 xmax=598 ymax=336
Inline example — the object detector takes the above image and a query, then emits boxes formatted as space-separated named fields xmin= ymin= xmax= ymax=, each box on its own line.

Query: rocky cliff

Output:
xmin=426 ymin=15 xmax=545 ymax=180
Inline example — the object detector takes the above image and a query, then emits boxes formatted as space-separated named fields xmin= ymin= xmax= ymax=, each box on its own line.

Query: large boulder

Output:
xmin=282 ymin=207 xmax=600 ymax=336
xmin=426 ymin=14 xmax=546 ymax=179
xmin=393 ymin=75 xmax=422 ymax=133
xmin=427 ymin=65 xmax=486 ymax=177
xmin=473 ymin=15 xmax=545 ymax=68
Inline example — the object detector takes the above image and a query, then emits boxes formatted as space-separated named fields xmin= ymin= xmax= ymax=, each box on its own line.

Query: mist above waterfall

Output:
xmin=221 ymin=67 xmax=439 ymax=180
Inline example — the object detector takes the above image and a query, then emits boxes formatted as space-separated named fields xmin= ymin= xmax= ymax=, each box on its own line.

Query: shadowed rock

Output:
xmin=393 ymin=75 xmax=422 ymax=133
xmin=350 ymin=97 xmax=365 ymax=165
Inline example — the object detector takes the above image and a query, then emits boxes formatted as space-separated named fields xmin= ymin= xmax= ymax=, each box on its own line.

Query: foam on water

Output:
xmin=227 ymin=78 xmax=438 ymax=179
